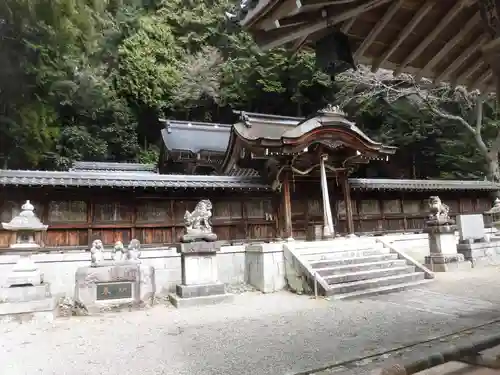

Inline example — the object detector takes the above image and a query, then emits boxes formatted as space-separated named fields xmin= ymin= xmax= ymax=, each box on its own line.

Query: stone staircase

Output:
xmin=286 ymin=237 xmax=433 ymax=299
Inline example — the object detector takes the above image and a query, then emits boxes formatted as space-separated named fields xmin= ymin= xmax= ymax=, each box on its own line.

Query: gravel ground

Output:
xmin=2 ymin=269 xmax=500 ymax=375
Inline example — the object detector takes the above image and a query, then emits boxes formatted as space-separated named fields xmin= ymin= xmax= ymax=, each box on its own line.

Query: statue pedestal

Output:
xmin=6 ymin=254 xmax=44 ymax=287
xmin=0 ymin=255 xmax=56 ymax=323
xmin=169 ymin=242 xmax=233 ymax=308
xmin=74 ymin=263 xmax=155 ymax=314
xmin=424 ymin=223 xmax=471 ymax=272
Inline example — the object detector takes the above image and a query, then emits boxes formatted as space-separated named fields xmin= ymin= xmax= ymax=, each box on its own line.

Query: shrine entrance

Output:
xmin=221 ymin=106 xmax=396 ymax=239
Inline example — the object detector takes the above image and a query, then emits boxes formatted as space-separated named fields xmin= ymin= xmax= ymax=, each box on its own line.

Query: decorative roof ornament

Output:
xmin=239 ymin=111 xmax=251 ymax=128
xmin=319 ymin=104 xmax=347 ymax=117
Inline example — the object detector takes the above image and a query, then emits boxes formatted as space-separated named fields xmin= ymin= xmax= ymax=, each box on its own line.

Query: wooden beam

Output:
xmin=240 ymin=0 xmax=275 ymax=27
xmin=394 ymin=0 xmax=467 ymax=76
xmin=255 ymin=0 xmax=392 ymax=50
xmin=415 ymin=12 xmax=480 ymax=81
xmin=371 ymin=0 xmax=434 ymax=73
xmin=341 ymin=173 xmax=354 ymax=235
xmin=471 ymin=69 xmax=492 ymax=90
xmin=434 ymin=34 xmax=487 ymax=84
xmin=257 ymin=0 xmax=303 ymax=30
xmin=282 ymin=171 xmax=293 ymax=239
xmin=291 ymin=35 xmax=309 ymax=54
xmin=341 ymin=16 xmax=357 ymax=34
xmin=354 ymin=0 xmax=403 ymax=60
xmin=452 ymin=60 xmax=484 ymax=87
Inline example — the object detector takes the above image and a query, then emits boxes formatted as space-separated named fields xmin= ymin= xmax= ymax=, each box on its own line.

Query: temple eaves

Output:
xmin=231 ymin=0 xmax=498 ymax=93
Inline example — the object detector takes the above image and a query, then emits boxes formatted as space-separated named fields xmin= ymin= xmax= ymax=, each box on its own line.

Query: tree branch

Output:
xmin=428 ymin=106 xmax=476 ymax=136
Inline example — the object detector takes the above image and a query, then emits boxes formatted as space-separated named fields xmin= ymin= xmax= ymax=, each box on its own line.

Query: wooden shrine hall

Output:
xmin=0 ymin=107 xmax=497 ymax=249
xmin=163 ymin=106 xmax=397 ymax=239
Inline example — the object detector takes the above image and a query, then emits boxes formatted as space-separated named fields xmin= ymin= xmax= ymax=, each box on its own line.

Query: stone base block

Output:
xmin=176 ymin=283 xmax=225 ymax=298
xmin=0 ymin=283 xmax=51 ymax=303
xmin=7 ymin=270 xmax=43 ymax=287
xmin=0 ymin=311 xmax=55 ymax=324
xmin=457 ymin=241 xmax=500 ymax=268
xmin=0 ymin=297 xmax=57 ymax=320
xmin=75 ymin=264 xmax=155 ymax=313
xmin=424 ymin=261 xmax=472 ymax=272
xmin=424 ymin=254 xmax=471 ymax=272
xmin=168 ymin=293 xmax=233 ymax=308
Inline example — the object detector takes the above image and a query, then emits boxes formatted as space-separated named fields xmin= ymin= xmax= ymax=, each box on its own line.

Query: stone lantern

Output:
xmin=2 ymin=200 xmax=48 ymax=248
xmin=1 ymin=200 xmax=48 ymax=286
xmin=484 ymin=198 xmax=500 ymax=239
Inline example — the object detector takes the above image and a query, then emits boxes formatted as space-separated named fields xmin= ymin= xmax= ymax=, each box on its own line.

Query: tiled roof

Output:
xmin=0 ymin=170 xmax=270 ymax=190
xmin=71 ymin=161 xmax=156 ymax=172
xmin=160 ymin=119 xmax=231 ymax=154
xmin=348 ymin=178 xmax=500 ymax=191
xmin=0 ymin=169 xmax=497 ymax=192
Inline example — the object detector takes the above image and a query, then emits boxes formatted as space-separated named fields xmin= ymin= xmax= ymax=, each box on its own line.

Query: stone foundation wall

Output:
xmin=0 ymin=244 xmax=267 ymax=298
xmin=381 ymin=228 xmax=497 ymax=264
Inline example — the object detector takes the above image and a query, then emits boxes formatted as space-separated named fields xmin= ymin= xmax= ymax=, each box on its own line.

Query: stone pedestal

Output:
xmin=0 ymin=256 xmax=56 ymax=323
xmin=7 ymin=254 xmax=43 ymax=287
xmin=169 ymin=242 xmax=233 ymax=308
xmin=457 ymin=240 xmax=500 ymax=268
xmin=74 ymin=263 xmax=155 ymax=313
xmin=424 ymin=223 xmax=471 ymax=272
xmin=246 ymin=243 xmax=285 ymax=293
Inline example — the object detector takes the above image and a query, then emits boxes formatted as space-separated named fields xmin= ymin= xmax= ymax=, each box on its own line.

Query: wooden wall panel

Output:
xmin=0 ymin=231 xmax=11 ymax=247
xmin=0 ymin=186 xmax=495 ymax=249
xmin=137 ymin=228 xmax=172 ymax=245
xmin=46 ymin=230 xmax=88 ymax=247
xmin=92 ymin=229 xmax=131 ymax=245
xmin=248 ymin=224 xmax=274 ymax=239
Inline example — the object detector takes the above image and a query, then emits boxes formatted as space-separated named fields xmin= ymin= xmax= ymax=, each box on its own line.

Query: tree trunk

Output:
xmin=486 ymin=154 xmax=500 ymax=182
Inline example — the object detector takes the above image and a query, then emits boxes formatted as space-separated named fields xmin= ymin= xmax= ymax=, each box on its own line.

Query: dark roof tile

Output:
xmin=348 ymin=178 xmax=500 ymax=191
xmin=0 ymin=169 xmax=270 ymax=190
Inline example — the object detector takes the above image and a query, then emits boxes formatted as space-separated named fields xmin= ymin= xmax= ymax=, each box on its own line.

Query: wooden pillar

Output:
xmin=320 ymin=155 xmax=335 ymax=238
xmin=282 ymin=171 xmax=293 ymax=239
xmin=341 ymin=173 xmax=355 ymax=235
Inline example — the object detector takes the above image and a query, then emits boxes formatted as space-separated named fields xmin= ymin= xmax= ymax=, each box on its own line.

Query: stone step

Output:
xmin=329 ymin=278 xmax=433 ymax=300
xmin=325 ymin=272 xmax=426 ymax=296
xmin=294 ymin=238 xmax=379 ymax=251
xmin=314 ymin=259 xmax=408 ymax=277
xmin=295 ymin=242 xmax=383 ymax=255
xmin=303 ymin=248 xmax=390 ymax=262
xmin=324 ymin=266 xmax=415 ymax=284
xmin=310 ymin=254 xmax=399 ymax=269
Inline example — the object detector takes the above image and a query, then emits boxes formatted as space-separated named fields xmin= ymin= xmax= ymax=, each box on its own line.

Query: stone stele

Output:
xmin=75 ymin=239 xmax=154 ymax=313
xmin=74 ymin=264 xmax=155 ymax=313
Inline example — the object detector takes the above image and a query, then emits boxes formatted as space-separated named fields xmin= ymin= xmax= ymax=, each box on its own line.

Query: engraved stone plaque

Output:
xmin=96 ymin=282 xmax=133 ymax=301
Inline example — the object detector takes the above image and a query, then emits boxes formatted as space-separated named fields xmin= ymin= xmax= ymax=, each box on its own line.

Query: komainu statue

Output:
xmin=90 ymin=239 xmax=104 ymax=266
xmin=181 ymin=199 xmax=217 ymax=243
xmin=112 ymin=241 xmax=124 ymax=261
xmin=428 ymin=196 xmax=454 ymax=225
xmin=127 ymin=239 xmax=141 ymax=261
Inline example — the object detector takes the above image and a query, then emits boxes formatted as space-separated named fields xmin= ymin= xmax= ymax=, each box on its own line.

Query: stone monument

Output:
xmin=74 ymin=239 xmax=155 ymax=313
xmin=0 ymin=200 xmax=56 ymax=322
xmin=169 ymin=199 xmax=233 ymax=308
xmin=455 ymin=200 xmax=500 ymax=267
xmin=423 ymin=196 xmax=469 ymax=272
